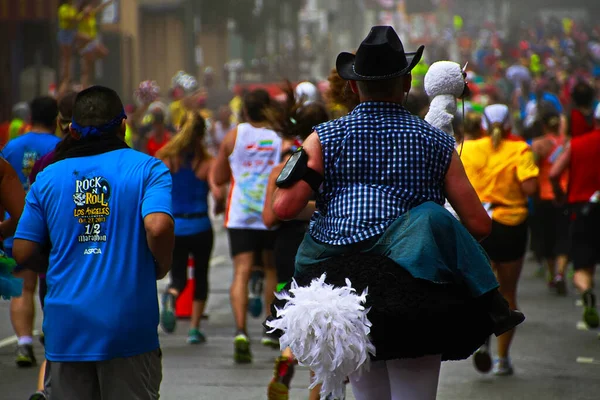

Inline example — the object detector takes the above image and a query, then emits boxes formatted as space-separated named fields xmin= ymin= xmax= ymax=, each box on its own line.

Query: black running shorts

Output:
xmin=227 ymin=228 xmax=276 ymax=258
xmin=570 ymin=203 xmax=600 ymax=270
xmin=532 ymin=200 xmax=571 ymax=259
xmin=481 ymin=220 xmax=529 ymax=263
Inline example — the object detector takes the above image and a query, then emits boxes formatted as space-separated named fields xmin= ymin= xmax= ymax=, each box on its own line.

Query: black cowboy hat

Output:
xmin=336 ymin=26 xmax=424 ymax=81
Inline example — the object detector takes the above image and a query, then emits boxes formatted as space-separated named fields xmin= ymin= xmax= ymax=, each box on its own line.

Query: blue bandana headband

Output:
xmin=71 ymin=110 xmax=127 ymax=138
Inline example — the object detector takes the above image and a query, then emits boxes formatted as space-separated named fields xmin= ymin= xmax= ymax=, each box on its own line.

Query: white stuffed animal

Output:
xmin=424 ymin=61 xmax=468 ymax=220
xmin=424 ymin=61 xmax=467 ymax=137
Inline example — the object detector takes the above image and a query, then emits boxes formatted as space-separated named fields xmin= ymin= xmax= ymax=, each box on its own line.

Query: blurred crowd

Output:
xmin=2 ymin=9 xmax=600 ymax=400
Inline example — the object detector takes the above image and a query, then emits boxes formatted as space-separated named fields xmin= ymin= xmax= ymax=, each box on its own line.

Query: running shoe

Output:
xmin=234 ymin=332 xmax=252 ymax=364
xmin=261 ymin=328 xmax=280 ymax=349
xmin=15 ymin=344 xmax=36 ymax=368
xmin=493 ymin=357 xmax=514 ymax=376
xmin=267 ymin=356 xmax=295 ymax=400
xmin=28 ymin=391 xmax=48 ymax=400
xmin=248 ymin=270 xmax=264 ymax=318
xmin=187 ymin=328 xmax=206 ymax=345
xmin=160 ymin=292 xmax=177 ymax=333
xmin=473 ymin=337 xmax=492 ymax=373
xmin=582 ymin=290 xmax=600 ymax=329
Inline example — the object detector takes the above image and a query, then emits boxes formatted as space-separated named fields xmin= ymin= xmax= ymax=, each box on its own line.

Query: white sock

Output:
xmin=17 ymin=336 xmax=33 ymax=346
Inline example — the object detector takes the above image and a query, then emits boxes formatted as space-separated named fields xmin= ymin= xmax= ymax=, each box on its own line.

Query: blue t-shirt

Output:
xmin=172 ymin=163 xmax=211 ymax=236
xmin=2 ymin=132 xmax=61 ymax=248
xmin=519 ymin=92 xmax=564 ymax=120
xmin=14 ymin=149 xmax=173 ymax=362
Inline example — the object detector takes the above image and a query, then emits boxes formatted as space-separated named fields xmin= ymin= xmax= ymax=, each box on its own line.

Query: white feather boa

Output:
xmin=266 ymin=274 xmax=375 ymax=399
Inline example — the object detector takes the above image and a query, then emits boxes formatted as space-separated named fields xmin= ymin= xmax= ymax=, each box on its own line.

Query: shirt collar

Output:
xmin=351 ymin=101 xmax=410 ymax=116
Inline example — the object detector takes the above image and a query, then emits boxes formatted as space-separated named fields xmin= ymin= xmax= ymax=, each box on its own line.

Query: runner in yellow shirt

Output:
xmin=57 ymin=1 xmax=85 ymax=95
xmin=461 ymin=104 xmax=539 ymax=377
xmin=78 ymin=0 xmax=114 ymax=89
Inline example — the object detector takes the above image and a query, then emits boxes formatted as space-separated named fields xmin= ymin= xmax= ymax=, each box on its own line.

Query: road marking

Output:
xmin=0 ymin=330 xmax=41 ymax=349
xmin=576 ymin=357 xmax=600 ymax=365
xmin=575 ymin=299 xmax=584 ymax=307
xmin=577 ymin=321 xmax=589 ymax=331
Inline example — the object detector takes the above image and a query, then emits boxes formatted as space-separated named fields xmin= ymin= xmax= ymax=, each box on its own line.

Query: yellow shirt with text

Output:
xmin=460 ymin=137 xmax=539 ymax=226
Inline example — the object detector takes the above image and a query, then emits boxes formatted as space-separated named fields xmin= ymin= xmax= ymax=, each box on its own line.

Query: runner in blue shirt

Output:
xmin=13 ymin=86 xmax=174 ymax=398
xmin=2 ymin=96 xmax=60 ymax=368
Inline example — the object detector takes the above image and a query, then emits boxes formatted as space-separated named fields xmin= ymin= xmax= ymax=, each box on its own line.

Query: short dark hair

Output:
xmin=72 ymin=86 xmax=124 ymax=134
xmin=30 ymin=96 xmax=58 ymax=130
xmin=356 ymin=77 xmax=405 ymax=99
xmin=542 ymin=110 xmax=561 ymax=132
xmin=571 ymin=81 xmax=596 ymax=108
xmin=243 ymin=89 xmax=271 ymax=122
xmin=151 ymin=109 xmax=165 ymax=124
xmin=295 ymin=103 xmax=329 ymax=140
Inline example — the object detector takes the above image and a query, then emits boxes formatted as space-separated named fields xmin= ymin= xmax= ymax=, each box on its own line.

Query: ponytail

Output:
xmin=482 ymin=105 xmax=510 ymax=150
xmin=156 ymin=111 xmax=208 ymax=165
xmin=491 ymin=123 xmax=504 ymax=150
xmin=266 ymin=81 xmax=329 ymax=141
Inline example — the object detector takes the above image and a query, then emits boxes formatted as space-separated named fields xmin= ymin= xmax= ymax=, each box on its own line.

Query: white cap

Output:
xmin=295 ymin=82 xmax=319 ymax=105
xmin=482 ymin=104 xmax=511 ymax=131
xmin=595 ymin=103 xmax=600 ymax=121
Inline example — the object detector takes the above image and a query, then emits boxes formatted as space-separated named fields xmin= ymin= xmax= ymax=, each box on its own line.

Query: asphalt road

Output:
xmin=1 ymin=228 xmax=599 ymax=400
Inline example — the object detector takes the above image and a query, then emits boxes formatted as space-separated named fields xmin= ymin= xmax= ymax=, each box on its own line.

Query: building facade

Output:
xmin=0 ymin=0 xmax=59 ymax=120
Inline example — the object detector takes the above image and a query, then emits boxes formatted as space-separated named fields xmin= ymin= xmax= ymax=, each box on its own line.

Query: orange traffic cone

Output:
xmin=175 ymin=256 xmax=195 ymax=318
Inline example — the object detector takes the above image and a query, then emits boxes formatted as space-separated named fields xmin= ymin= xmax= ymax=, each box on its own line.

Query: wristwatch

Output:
xmin=276 ymin=147 xmax=323 ymax=192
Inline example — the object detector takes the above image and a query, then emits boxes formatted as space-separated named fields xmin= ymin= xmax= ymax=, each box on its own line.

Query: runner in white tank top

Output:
xmin=226 ymin=122 xmax=282 ymax=230
xmin=210 ymin=89 xmax=282 ymax=364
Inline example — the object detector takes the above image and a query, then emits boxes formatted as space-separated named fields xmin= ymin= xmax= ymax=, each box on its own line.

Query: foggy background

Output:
xmin=1 ymin=0 xmax=599 ymax=119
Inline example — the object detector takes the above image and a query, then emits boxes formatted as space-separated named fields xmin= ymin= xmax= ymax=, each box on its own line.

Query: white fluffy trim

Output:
xmin=266 ymin=274 xmax=376 ymax=399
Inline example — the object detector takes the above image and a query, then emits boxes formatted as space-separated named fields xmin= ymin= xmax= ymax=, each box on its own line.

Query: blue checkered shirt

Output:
xmin=309 ymin=101 xmax=455 ymax=245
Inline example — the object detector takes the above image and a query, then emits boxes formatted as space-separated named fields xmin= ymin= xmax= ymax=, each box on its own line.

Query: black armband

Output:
xmin=276 ymin=147 xmax=323 ymax=192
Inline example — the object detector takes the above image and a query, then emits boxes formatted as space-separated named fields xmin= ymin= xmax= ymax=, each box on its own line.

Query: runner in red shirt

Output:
xmin=550 ymin=104 xmax=600 ymax=329
xmin=568 ymin=81 xmax=596 ymax=138
xmin=145 ymin=108 xmax=172 ymax=157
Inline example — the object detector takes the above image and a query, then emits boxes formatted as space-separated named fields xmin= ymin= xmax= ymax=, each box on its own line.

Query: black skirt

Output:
xmin=267 ymin=253 xmax=494 ymax=362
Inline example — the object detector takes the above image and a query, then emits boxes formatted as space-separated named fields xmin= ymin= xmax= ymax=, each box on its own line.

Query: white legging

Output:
xmin=349 ymin=355 xmax=442 ymax=400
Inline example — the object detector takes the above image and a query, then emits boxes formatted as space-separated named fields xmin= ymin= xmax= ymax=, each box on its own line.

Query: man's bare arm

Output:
xmin=263 ymin=165 xmax=282 ymax=229
xmin=12 ymin=239 xmax=45 ymax=274
xmin=144 ymin=213 xmax=174 ymax=280
xmin=272 ymin=132 xmax=323 ymax=221
xmin=445 ymin=151 xmax=492 ymax=241
xmin=549 ymin=143 xmax=571 ymax=204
